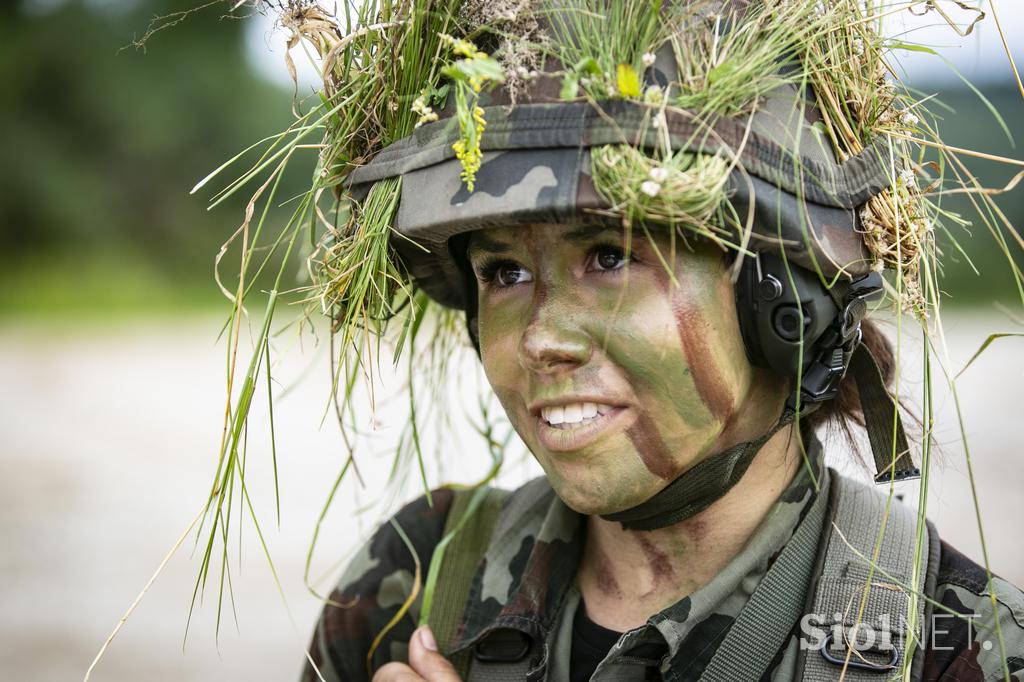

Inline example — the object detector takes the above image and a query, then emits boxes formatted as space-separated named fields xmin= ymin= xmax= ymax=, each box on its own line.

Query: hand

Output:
xmin=371 ymin=626 xmax=462 ymax=682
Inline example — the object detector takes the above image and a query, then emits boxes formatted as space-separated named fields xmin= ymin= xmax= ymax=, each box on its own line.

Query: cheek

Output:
xmin=478 ymin=291 xmax=523 ymax=363
xmin=591 ymin=274 xmax=719 ymax=428
xmin=586 ymin=261 xmax=751 ymax=478
xmin=477 ymin=295 xmax=529 ymax=423
xmin=668 ymin=264 xmax=751 ymax=423
xmin=615 ymin=307 xmax=722 ymax=474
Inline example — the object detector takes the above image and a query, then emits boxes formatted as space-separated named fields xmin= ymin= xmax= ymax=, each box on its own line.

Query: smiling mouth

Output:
xmin=540 ymin=402 xmax=616 ymax=429
xmin=533 ymin=401 xmax=633 ymax=452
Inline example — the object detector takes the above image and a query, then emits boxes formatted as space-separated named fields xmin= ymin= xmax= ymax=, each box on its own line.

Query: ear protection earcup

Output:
xmin=734 ymin=252 xmax=840 ymax=378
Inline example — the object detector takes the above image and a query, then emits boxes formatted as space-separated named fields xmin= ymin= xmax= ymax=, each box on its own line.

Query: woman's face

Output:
xmin=468 ymin=223 xmax=785 ymax=515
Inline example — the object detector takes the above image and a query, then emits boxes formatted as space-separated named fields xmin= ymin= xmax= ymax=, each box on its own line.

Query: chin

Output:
xmin=541 ymin=460 xmax=664 ymax=517
xmin=553 ymin=484 xmax=659 ymax=517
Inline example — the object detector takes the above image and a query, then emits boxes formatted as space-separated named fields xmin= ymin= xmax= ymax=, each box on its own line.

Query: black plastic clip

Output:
xmin=473 ymin=629 xmax=532 ymax=664
xmin=819 ymin=632 xmax=899 ymax=672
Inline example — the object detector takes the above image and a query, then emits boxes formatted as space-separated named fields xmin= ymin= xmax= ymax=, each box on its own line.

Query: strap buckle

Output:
xmin=819 ymin=631 xmax=899 ymax=673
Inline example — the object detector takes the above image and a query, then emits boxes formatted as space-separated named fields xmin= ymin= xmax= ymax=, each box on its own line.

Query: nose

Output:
xmin=518 ymin=308 xmax=593 ymax=374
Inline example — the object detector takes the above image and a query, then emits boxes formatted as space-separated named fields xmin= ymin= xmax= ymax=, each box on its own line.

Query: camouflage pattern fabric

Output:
xmin=302 ymin=488 xmax=458 ymax=681
xmin=925 ymin=546 xmax=1024 ymax=681
xmin=301 ymin=440 xmax=1024 ymax=681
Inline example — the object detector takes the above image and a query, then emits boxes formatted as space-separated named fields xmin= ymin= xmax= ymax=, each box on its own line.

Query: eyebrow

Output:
xmin=562 ymin=225 xmax=624 ymax=242
xmin=468 ymin=224 xmax=626 ymax=256
xmin=467 ymin=233 xmax=513 ymax=255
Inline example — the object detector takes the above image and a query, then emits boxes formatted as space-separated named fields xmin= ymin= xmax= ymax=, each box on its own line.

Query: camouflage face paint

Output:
xmin=471 ymin=223 xmax=760 ymax=516
xmin=669 ymin=283 xmax=736 ymax=423
xmin=634 ymin=533 xmax=676 ymax=593
xmin=625 ymin=411 xmax=679 ymax=481
xmin=583 ymin=538 xmax=623 ymax=598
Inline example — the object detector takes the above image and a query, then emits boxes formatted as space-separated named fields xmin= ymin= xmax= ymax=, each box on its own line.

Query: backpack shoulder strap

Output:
xmin=800 ymin=470 xmax=933 ymax=681
xmin=425 ymin=485 xmax=511 ymax=677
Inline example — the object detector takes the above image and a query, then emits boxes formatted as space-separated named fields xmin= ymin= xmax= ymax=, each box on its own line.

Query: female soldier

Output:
xmin=267 ymin=1 xmax=1024 ymax=679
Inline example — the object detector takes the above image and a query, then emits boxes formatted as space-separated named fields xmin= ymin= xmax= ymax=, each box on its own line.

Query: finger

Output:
xmin=408 ymin=626 xmax=462 ymax=682
xmin=371 ymin=661 xmax=425 ymax=682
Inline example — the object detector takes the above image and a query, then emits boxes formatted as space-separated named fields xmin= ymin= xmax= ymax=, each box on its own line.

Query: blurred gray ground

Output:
xmin=0 ymin=312 xmax=1021 ymax=681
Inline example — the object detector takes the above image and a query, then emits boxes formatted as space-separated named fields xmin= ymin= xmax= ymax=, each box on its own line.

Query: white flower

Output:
xmin=640 ymin=180 xmax=662 ymax=197
xmin=643 ymin=85 xmax=664 ymax=104
xmin=901 ymin=111 xmax=919 ymax=127
xmin=871 ymin=259 xmax=885 ymax=273
xmin=411 ymin=93 xmax=438 ymax=128
xmin=899 ymin=168 xmax=917 ymax=188
xmin=652 ymin=112 xmax=666 ymax=129
xmin=642 ymin=52 xmax=657 ymax=68
xmin=649 ymin=167 xmax=670 ymax=183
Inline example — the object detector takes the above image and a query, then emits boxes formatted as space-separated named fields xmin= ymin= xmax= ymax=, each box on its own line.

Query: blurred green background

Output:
xmin=1 ymin=0 xmax=1022 ymax=317
xmin=0 ymin=0 xmax=309 ymax=316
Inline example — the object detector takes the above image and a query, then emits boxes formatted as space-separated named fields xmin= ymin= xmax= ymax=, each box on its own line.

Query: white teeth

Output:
xmin=541 ymin=402 xmax=616 ymax=427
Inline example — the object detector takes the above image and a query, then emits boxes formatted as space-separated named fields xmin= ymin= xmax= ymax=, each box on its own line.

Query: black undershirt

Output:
xmin=570 ymin=602 xmax=668 ymax=682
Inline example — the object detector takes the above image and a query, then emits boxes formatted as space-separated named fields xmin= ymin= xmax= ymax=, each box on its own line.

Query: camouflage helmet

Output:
xmin=345 ymin=0 xmax=910 ymax=408
xmin=352 ymin=58 xmax=884 ymax=311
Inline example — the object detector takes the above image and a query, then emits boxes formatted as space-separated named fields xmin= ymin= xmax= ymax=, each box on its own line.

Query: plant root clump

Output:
xmin=459 ymin=0 xmax=547 ymax=102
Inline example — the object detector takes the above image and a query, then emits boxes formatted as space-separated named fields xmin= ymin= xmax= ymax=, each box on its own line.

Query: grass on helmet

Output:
xmin=147 ymin=3 xmax=1024 ymax=681
xmin=667 ymin=0 xmax=829 ymax=116
xmin=591 ymin=144 xmax=734 ymax=240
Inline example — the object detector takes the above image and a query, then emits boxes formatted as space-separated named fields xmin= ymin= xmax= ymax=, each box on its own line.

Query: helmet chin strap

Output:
xmin=599 ymin=402 xmax=818 ymax=531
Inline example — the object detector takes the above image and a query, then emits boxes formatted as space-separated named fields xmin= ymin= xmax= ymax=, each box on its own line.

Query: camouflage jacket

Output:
xmin=302 ymin=444 xmax=1024 ymax=681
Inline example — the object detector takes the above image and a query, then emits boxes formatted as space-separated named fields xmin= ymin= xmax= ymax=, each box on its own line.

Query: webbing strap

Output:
xmin=427 ymin=486 xmax=510 ymax=678
xmin=800 ymin=473 xmax=930 ymax=681
xmin=697 ymin=468 xmax=831 ymax=681
xmin=601 ymin=407 xmax=809 ymax=530
xmin=849 ymin=345 xmax=920 ymax=483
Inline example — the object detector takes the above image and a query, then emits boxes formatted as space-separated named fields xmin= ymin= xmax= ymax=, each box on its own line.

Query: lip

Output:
xmin=534 ymin=404 xmax=635 ymax=453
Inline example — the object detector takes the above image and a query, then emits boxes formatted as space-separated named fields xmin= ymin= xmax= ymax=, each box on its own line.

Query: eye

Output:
xmin=588 ymin=245 xmax=630 ymax=272
xmin=495 ymin=263 xmax=532 ymax=287
xmin=476 ymin=259 xmax=533 ymax=289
